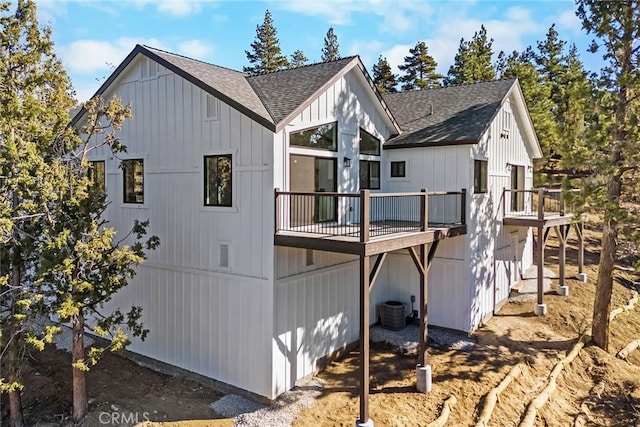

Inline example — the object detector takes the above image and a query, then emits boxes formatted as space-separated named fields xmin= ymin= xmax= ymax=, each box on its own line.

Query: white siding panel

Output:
xmin=273 ymin=261 xmax=359 ymax=395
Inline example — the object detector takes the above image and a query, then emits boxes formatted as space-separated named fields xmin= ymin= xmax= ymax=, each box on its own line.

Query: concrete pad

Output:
xmin=557 ymin=285 xmax=570 ymax=296
xmin=535 ymin=304 xmax=548 ymax=316
xmin=355 ymin=418 xmax=374 ymax=427
xmin=576 ymin=272 xmax=588 ymax=283
xmin=416 ymin=364 xmax=432 ymax=393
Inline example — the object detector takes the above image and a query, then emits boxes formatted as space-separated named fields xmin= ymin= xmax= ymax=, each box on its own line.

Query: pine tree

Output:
xmin=444 ymin=25 xmax=496 ymax=86
xmin=321 ymin=27 xmax=340 ymax=62
xmin=576 ymin=0 xmax=640 ymax=351
xmin=244 ymin=10 xmax=288 ymax=74
xmin=398 ymin=41 xmax=442 ymax=90
xmin=372 ymin=55 xmax=398 ymax=93
xmin=289 ymin=49 xmax=308 ymax=68
xmin=0 ymin=2 xmax=76 ymax=424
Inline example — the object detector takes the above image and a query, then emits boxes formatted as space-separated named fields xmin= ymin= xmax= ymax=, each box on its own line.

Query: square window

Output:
xmin=474 ymin=159 xmax=488 ymax=194
xmin=290 ymin=123 xmax=337 ymax=151
xmin=88 ymin=160 xmax=106 ymax=193
xmin=359 ymin=160 xmax=380 ymax=190
xmin=390 ymin=161 xmax=406 ymax=178
xmin=204 ymin=155 xmax=232 ymax=207
xmin=359 ymin=128 xmax=380 ymax=156
xmin=122 ymin=159 xmax=144 ymax=204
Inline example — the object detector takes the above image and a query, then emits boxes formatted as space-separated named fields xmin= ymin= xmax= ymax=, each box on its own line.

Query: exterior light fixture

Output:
xmin=344 ymin=157 xmax=351 ymax=167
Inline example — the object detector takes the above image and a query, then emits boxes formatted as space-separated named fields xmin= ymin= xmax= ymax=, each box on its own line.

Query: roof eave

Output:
xmin=383 ymin=138 xmax=478 ymax=149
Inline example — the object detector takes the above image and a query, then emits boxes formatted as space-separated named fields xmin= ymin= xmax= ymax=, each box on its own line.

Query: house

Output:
xmin=73 ymin=45 xmax=584 ymax=425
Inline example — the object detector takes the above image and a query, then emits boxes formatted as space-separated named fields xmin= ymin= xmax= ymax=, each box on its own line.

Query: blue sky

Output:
xmin=32 ymin=0 xmax=600 ymax=102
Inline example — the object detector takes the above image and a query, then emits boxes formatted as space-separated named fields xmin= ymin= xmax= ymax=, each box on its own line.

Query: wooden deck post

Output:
xmin=358 ymin=255 xmax=371 ymax=425
xmin=537 ymin=188 xmax=545 ymax=220
xmin=419 ymin=243 xmax=428 ymax=366
xmin=360 ymin=190 xmax=370 ymax=243
xmin=275 ymin=188 xmax=281 ymax=233
xmin=576 ymin=221 xmax=587 ymax=282
xmin=556 ymin=225 xmax=569 ymax=296
xmin=535 ymin=226 xmax=547 ymax=315
xmin=420 ymin=189 xmax=428 ymax=231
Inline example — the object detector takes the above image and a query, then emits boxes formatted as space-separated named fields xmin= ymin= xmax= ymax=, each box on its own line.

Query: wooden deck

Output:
xmin=275 ymin=223 xmax=467 ymax=256
xmin=503 ymin=212 xmax=576 ymax=228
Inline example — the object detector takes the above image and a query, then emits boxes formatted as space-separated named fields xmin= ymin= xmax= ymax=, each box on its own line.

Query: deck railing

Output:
xmin=275 ymin=189 xmax=466 ymax=241
xmin=502 ymin=188 xmax=577 ymax=220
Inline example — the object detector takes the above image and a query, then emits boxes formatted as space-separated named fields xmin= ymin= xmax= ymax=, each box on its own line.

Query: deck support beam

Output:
xmin=417 ymin=242 xmax=432 ymax=393
xmin=535 ymin=226 xmax=547 ymax=316
xmin=358 ymin=254 xmax=371 ymax=426
xmin=575 ymin=221 xmax=587 ymax=282
xmin=555 ymin=225 xmax=570 ymax=296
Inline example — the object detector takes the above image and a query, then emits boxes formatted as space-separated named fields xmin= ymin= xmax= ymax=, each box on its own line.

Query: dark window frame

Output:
xmin=359 ymin=128 xmax=381 ymax=156
xmin=88 ymin=160 xmax=106 ymax=193
xmin=122 ymin=159 xmax=144 ymax=204
xmin=359 ymin=160 xmax=381 ymax=190
xmin=474 ymin=159 xmax=488 ymax=194
xmin=390 ymin=161 xmax=406 ymax=178
xmin=204 ymin=154 xmax=233 ymax=207
xmin=289 ymin=122 xmax=338 ymax=152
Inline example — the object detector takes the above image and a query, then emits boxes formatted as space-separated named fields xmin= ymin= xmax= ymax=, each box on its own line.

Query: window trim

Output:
xmin=204 ymin=154 xmax=233 ymax=208
xmin=122 ymin=158 xmax=145 ymax=204
xmin=289 ymin=122 xmax=338 ymax=152
xmin=474 ymin=159 xmax=488 ymax=194
xmin=359 ymin=159 xmax=381 ymax=190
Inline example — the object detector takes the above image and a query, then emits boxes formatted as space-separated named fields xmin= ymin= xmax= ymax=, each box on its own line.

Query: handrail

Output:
xmin=501 ymin=187 xmax=579 ymax=220
xmin=275 ymin=188 xmax=466 ymax=239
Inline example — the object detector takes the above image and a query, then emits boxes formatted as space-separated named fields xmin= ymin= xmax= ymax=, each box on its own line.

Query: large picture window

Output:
xmin=204 ymin=155 xmax=232 ymax=207
xmin=474 ymin=159 xmax=488 ymax=194
xmin=359 ymin=128 xmax=380 ymax=156
xmin=88 ymin=160 xmax=106 ymax=193
xmin=122 ymin=159 xmax=144 ymax=204
xmin=360 ymin=160 xmax=380 ymax=190
xmin=290 ymin=123 xmax=337 ymax=151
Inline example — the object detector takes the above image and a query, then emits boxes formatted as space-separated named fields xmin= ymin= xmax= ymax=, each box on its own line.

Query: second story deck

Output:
xmin=502 ymin=188 xmax=580 ymax=228
xmin=274 ymin=189 xmax=467 ymax=256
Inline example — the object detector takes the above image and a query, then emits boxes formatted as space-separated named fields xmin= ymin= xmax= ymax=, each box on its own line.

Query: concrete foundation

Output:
xmin=534 ymin=303 xmax=548 ymax=316
xmin=355 ymin=418 xmax=374 ymax=427
xmin=557 ymin=285 xmax=570 ymax=297
xmin=576 ymin=273 xmax=588 ymax=283
xmin=416 ymin=364 xmax=432 ymax=393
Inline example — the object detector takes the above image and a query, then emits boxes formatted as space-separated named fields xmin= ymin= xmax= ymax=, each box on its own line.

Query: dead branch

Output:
xmin=475 ymin=363 xmax=524 ymax=427
xmin=427 ymin=394 xmax=457 ymax=427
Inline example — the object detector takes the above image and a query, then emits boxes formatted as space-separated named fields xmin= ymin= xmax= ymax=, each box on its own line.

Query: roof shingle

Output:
xmin=247 ymin=56 xmax=357 ymax=125
xmin=382 ymin=79 xmax=516 ymax=148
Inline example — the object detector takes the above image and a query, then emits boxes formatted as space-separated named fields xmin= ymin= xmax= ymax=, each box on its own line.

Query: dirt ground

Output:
xmin=8 ymin=224 xmax=640 ymax=427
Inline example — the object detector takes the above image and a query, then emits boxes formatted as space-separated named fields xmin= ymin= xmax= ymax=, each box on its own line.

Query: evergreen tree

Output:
xmin=244 ymin=10 xmax=288 ymax=74
xmin=321 ymin=27 xmax=340 ymax=62
xmin=444 ymin=25 xmax=495 ymax=86
xmin=372 ymin=55 xmax=398 ymax=93
xmin=576 ymin=0 xmax=640 ymax=350
xmin=0 ymin=2 xmax=76 ymax=424
xmin=289 ymin=49 xmax=308 ymax=68
xmin=398 ymin=41 xmax=442 ymax=90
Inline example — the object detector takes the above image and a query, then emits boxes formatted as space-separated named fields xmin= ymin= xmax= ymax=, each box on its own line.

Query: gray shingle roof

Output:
xmin=382 ymin=79 xmax=517 ymax=148
xmin=143 ymin=46 xmax=273 ymax=126
xmin=247 ymin=56 xmax=357 ymax=125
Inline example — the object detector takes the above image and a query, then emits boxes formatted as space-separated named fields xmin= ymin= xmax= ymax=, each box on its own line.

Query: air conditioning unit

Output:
xmin=380 ymin=301 xmax=406 ymax=331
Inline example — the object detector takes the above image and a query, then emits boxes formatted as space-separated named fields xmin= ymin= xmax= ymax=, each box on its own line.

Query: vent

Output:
xmin=141 ymin=58 xmax=158 ymax=79
xmin=206 ymin=95 xmax=220 ymax=120
xmin=305 ymin=249 xmax=314 ymax=266
xmin=219 ymin=243 xmax=229 ymax=269
xmin=380 ymin=301 xmax=406 ymax=331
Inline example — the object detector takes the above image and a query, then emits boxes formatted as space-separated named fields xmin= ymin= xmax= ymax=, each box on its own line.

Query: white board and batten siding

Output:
xmin=272 ymin=68 xmax=397 ymax=394
xmin=382 ymin=146 xmax=472 ymax=331
xmin=86 ymin=55 xmax=276 ymax=398
xmin=469 ymin=95 xmax=535 ymax=330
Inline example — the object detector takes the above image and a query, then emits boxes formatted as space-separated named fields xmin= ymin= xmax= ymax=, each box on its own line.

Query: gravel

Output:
xmin=370 ymin=323 xmax=475 ymax=352
xmin=210 ymin=376 xmax=324 ymax=427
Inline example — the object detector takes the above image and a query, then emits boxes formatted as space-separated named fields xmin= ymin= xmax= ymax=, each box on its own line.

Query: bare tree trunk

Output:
xmin=592 ymin=219 xmax=617 ymax=350
xmin=7 ymin=266 xmax=24 ymax=427
xmin=72 ymin=312 xmax=87 ymax=422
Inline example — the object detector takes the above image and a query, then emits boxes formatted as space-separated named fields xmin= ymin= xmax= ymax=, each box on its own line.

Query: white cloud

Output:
xmin=279 ymin=0 xmax=432 ymax=34
xmin=58 ymin=37 xmax=163 ymax=75
xmin=380 ymin=43 xmax=412 ymax=74
xmin=178 ymin=39 xmax=215 ymax=59
xmin=124 ymin=0 xmax=204 ymax=16
xmin=555 ymin=9 xmax=583 ymax=35
xmin=348 ymin=40 xmax=385 ymax=70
